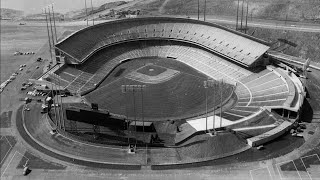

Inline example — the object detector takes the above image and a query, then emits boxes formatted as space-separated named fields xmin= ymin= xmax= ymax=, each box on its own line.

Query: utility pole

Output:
xmin=240 ymin=0 xmax=245 ymax=31
xmin=285 ymin=14 xmax=288 ymax=25
xmin=84 ymin=0 xmax=89 ymax=26
xmin=220 ymin=80 xmax=223 ymax=129
xmin=204 ymin=81 xmax=208 ymax=132
xmin=90 ymin=0 xmax=94 ymax=25
xmin=204 ymin=0 xmax=206 ymax=21
xmin=245 ymin=0 xmax=249 ymax=34
xmin=236 ymin=0 xmax=240 ymax=30
xmin=44 ymin=8 xmax=53 ymax=63
xmin=198 ymin=0 xmax=200 ymax=20
xmin=213 ymin=82 xmax=216 ymax=133
xmin=132 ymin=88 xmax=137 ymax=146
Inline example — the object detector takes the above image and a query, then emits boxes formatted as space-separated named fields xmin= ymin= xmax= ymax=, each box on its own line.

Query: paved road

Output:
xmin=206 ymin=17 xmax=320 ymax=33
xmin=171 ymin=14 xmax=320 ymax=33
xmin=2 ymin=15 xmax=319 ymax=33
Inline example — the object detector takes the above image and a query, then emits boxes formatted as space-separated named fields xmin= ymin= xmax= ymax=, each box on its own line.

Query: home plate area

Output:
xmin=125 ymin=63 xmax=180 ymax=84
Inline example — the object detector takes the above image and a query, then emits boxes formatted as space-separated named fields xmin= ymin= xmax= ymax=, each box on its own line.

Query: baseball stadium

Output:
xmin=2 ymin=0 xmax=320 ymax=178
xmin=21 ymin=16 xmax=307 ymax=166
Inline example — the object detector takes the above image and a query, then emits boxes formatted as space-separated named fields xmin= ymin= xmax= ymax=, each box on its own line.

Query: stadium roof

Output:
xmin=56 ymin=17 xmax=270 ymax=67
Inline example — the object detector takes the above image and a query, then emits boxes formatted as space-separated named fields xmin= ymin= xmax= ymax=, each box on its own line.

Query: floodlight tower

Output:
xmin=204 ymin=79 xmax=217 ymax=135
xmin=240 ymin=0 xmax=245 ymax=31
xmin=204 ymin=81 xmax=208 ymax=132
xmin=48 ymin=6 xmax=55 ymax=45
xmin=219 ymin=80 xmax=223 ymax=129
xmin=51 ymin=4 xmax=58 ymax=42
xmin=122 ymin=85 xmax=146 ymax=146
xmin=84 ymin=0 xmax=89 ymax=26
xmin=245 ymin=0 xmax=249 ymax=34
xmin=44 ymin=8 xmax=53 ymax=63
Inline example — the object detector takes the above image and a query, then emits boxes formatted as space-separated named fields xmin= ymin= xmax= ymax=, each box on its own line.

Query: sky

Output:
xmin=1 ymin=0 xmax=132 ymax=14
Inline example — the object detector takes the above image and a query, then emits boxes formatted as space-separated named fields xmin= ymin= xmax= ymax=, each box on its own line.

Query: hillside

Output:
xmin=64 ymin=1 xmax=128 ymax=20
xmin=63 ymin=0 xmax=319 ymax=22
xmin=0 ymin=8 xmax=24 ymax=20
xmin=161 ymin=0 xmax=320 ymax=22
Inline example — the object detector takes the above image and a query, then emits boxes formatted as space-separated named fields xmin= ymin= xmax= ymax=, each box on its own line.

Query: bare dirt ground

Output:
xmin=0 ymin=21 xmax=84 ymax=83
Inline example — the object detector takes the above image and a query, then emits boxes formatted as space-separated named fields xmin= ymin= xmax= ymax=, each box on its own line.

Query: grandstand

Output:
xmin=56 ymin=17 xmax=269 ymax=67
xmin=44 ymin=17 xmax=305 ymax=150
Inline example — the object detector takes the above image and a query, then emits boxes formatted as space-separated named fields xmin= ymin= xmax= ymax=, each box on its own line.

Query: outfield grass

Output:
xmin=85 ymin=58 xmax=234 ymax=121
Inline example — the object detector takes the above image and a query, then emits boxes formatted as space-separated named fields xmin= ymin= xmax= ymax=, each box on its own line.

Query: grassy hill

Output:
xmin=112 ymin=0 xmax=319 ymax=22
xmin=249 ymin=28 xmax=320 ymax=62
xmin=162 ymin=0 xmax=320 ymax=22
xmin=64 ymin=1 xmax=128 ymax=20
xmin=0 ymin=8 xmax=24 ymax=20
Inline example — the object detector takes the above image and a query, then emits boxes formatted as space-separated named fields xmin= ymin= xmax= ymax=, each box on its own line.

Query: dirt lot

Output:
xmin=0 ymin=21 xmax=83 ymax=113
xmin=0 ymin=21 xmax=83 ymax=83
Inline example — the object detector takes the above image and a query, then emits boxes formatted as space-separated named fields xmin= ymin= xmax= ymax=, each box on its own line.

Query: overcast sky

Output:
xmin=1 ymin=0 xmax=132 ymax=14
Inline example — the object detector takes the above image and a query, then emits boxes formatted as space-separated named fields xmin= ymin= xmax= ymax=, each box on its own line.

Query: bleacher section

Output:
xmin=175 ymin=64 xmax=300 ymax=145
xmin=56 ymin=17 xmax=269 ymax=67
xmin=213 ymin=66 xmax=296 ymax=122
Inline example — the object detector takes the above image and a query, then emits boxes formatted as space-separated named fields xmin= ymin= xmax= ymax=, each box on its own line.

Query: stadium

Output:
xmin=37 ymin=17 xmax=306 ymax=164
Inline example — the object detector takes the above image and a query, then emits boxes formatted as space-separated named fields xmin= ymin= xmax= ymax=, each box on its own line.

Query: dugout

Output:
xmin=129 ymin=121 xmax=155 ymax=132
xmin=66 ymin=108 xmax=125 ymax=129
